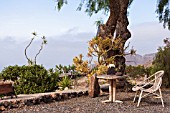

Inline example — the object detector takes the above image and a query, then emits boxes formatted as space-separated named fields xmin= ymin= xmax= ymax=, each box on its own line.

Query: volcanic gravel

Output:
xmin=3 ymin=89 xmax=170 ymax=113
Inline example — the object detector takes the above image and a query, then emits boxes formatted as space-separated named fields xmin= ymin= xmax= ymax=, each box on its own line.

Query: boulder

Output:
xmin=88 ymin=74 xmax=100 ymax=98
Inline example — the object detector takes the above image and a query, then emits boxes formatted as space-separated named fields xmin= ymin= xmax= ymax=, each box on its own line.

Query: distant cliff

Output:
xmin=125 ymin=53 xmax=156 ymax=67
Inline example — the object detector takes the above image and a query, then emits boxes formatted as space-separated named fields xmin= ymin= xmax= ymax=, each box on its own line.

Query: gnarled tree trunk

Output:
xmin=97 ymin=0 xmax=131 ymax=75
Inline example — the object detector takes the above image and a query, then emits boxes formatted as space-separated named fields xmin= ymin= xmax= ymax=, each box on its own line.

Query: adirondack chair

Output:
xmin=132 ymin=70 xmax=164 ymax=107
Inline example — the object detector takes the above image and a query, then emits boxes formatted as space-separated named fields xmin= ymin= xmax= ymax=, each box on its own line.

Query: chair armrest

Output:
xmin=132 ymin=80 xmax=153 ymax=91
xmin=144 ymin=73 xmax=158 ymax=82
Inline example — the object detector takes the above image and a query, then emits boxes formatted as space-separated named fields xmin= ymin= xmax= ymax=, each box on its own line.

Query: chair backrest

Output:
xmin=152 ymin=70 xmax=164 ymax=91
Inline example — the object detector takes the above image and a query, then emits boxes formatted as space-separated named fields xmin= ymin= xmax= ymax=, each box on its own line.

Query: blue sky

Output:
xmin=0 ymin=0 xmax=170 ymax=70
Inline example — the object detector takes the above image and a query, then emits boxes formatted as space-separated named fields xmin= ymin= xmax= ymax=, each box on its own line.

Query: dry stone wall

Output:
xmin=0 ymin=89 xmax=88 ymax=111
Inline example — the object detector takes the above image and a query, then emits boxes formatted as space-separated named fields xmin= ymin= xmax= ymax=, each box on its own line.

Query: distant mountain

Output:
xmin=125 ymin=53 xmax=156 ymax=67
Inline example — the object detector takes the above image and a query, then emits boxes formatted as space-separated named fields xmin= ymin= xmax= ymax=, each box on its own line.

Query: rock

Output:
xmin=0 ymin=87 xmax=89 ymax=111
xmin=70 ymin=92 xmax=77 ymax=98
xmin=88 ymin=74 xmax=100 ymax=98
xmin=77 ymin=91 xmax=83 ymax=97
xmin=26 ymin=99 xmax=34 ymax=106
xmin=64 ymin=87 xmax=69 ymax=90
xmin=3 ymin=101 xmax=9 ymax=107
xmin=70 ymin=86 xmax=75 ymax=89
xmin=51 ymin=93 xmax=57 ymax=99
xmin=0 ymin=106 xmax=6 ymax=111
xmin=62 ymin=93 xmax=69 ymax=99
xmin=43 ymin=95 xmax=53 ymax=103
xmin=58 ymin=87 xmax=63 ymax=90
xmin=100 ymin=84 xmax=109 ymax=92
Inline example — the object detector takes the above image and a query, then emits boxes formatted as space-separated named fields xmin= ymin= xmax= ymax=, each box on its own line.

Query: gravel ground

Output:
xmin=3 ymin=89 xmax=170 ymax=113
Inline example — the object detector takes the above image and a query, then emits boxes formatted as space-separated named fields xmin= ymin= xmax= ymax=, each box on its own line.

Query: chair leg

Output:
xmin=133 ymin=91 xmax=138 ymax=103
xmin=137 ymin=90 xmax=143 ymax=107
xmin=159 ymin=88 xmax=164 ymax=107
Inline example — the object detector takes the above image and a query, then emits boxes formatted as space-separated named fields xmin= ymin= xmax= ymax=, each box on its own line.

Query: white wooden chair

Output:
xmin=132 ymin=70 xmax=164 ymax=107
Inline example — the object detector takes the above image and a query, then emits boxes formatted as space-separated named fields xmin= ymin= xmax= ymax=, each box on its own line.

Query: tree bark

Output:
xmin=97 ymin=0 xmax=131 ymax=75
xmin=106 ymin=0 xmax=120 ymax=36
xmin=97 ymin=0 xmax=119 ymax=38
xmin=116 ymin=0 xmax=131 ymax=44
xmin=114 ymin=0 xmax=131 ymax=74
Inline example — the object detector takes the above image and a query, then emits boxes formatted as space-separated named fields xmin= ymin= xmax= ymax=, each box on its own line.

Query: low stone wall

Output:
xmin=0 ymin=88 xmax=88 ymax=111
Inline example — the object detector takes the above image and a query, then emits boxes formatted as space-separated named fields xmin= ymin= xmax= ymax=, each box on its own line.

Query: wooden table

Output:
xmin=97 ymin=74 xmax=128 ymax=103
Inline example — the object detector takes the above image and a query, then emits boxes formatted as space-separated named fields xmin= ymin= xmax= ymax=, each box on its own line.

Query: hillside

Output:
xmin=125 ymin=53 xmax=156 ymax=67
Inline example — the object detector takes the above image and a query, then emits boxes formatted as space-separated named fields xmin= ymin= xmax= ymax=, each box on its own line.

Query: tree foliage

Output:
xmin=55 ymin=64 xmax=76 ymax=74
xmin=55 ymin=0 xmax=133 ymax=16
xmin=56 ymin=0 xmax=134 ymax=75
xmin=152 ymin=38 xmax=170 ymax=87
xmin=126 ymin=38 xmax=170 ymax=88
xmin=126 ymin=65 xmax=146 ymax=78
xmin=157 ymin=0 xmax=170 ymax=29
xmin=55 ymin=0 xmax=170 ymax=31
xmin=73 ymin=36 xmax=135 ymax=77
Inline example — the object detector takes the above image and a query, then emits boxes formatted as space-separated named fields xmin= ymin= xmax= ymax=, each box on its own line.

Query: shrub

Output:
xmin=73 ymin=37 xmax=135 ymax=78
xmin=0 ymin=65 xmax=59 ymax=94
xmin=0 ymin=65 xmax=21 ymax=82
xmin=55 ymin=64 xmax=77 ymax=74
xmin=58 ymin=76 xmax=72 ymax=90
xmin=152 ymin=38 xmax=170 ymax=87
xmin=126 ymin=65 xmax=147 ymax=78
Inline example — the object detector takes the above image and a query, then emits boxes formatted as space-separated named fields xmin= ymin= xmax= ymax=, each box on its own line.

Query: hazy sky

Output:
xmin=0 ymin=0 xmax=170 ymax=71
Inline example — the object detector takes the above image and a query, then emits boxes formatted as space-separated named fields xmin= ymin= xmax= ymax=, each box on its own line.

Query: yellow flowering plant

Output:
xmin=73 ymin=36 xmax=136 ymax=78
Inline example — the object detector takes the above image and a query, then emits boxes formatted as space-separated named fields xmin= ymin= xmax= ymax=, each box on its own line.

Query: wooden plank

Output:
xmin=97 ymin=74 xmax=128 ymax=80
xmin=0 ymin=83 xmax=14 ymax=94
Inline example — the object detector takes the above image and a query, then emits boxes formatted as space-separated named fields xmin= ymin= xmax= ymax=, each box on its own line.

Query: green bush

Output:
xmin=126 ymin=65 xmax=147 ymax=78
xmin=58 ymin=76 xmax=72 ymax=90
xmin=55 ymin=64 xmax=78 ymax=74
xmin=0 ymin=65 xmax=21 ymax=82
xmin=0 ymin=65 xmax=59 ymax=94
xmin=151 ymin=39 xmax=170 ymax=87
xmin=126 ymin=39 xmax=170 ymax=88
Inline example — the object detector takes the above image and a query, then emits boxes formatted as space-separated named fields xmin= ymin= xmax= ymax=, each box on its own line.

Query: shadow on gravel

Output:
xmin=121 ymin=96 xmax=134 ymax=102
xmin=162 ymin=89 xmax=170 ymax=94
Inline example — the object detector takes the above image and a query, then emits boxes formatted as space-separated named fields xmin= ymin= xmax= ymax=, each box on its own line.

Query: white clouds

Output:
xmin=54 ymin=31 xmax=95 ymax=42
xmin=2 ymin=0 xmax=169 ymax=72
xmin=128 ymin=22 xmax=170 ymax=55
xmin=0 ymin=38 xmax=25 ymax=69
xmin=0 ymin=31 xmax=95 ymax=71
xmin=0 ymin=22 xmax=170 ymax=71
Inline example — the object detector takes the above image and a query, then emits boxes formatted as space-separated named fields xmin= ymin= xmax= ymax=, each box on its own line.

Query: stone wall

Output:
xmin=0 ymin=89 xmax=88 ymax=111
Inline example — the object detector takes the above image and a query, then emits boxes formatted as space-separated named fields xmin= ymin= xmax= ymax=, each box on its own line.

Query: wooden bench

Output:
xmin=0 ymin=82 xmax=17 ymax=99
